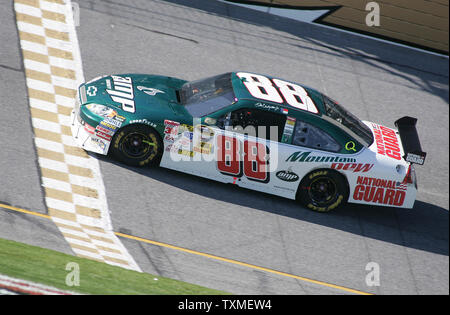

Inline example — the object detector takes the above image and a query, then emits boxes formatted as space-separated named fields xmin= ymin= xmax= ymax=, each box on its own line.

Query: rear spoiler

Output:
xmin=395 ymin=116 xmax=426 ymax=165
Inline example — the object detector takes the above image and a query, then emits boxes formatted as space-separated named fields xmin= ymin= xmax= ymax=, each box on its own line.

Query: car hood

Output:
xmin=82 ymin=74 xmax=189 ymax=120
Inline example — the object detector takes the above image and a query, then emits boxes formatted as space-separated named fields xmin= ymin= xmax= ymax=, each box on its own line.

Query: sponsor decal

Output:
xmin=99 ymin=117 xmax=122 ymax=132
xmin=353 ymin=176 xmax=406 ymax=206
xmin=86 ymin=85 xmax=97 ymax=97
xmin=345 ymin=141 xmax=357 ymax=152
xmin=281 ymin=116 xmax=295 ymax=143
xmin=96 ymin=130 xmax=112 ymax=141
xmin=286 ymin=151 xmax=356 ymax=163
xmin=255 ymin=102 xmax=279 ymax=111
xmin=193 ymin=141 xmax=213 ymax=154
xmin=182 ymin=131 xmax=193 ymax=141
xmin=136 ymin=85 xmax=165 ymax=96
xmin=106 ymin=76 xmax=135 ymax=113
xmin=114 ymin=115 xmax=126 ymax=123
xmin=372 ymin=123 xmax=401 ymax=160
xmin=129 ymin=119 xmax=157 ymax=128
xmin=165 ymin=123 xmax=215 ymax=156
xmin=95 ymin=125 xmax=114 ymax=136
xmin=405 ymin=152 xmax=425 ymax=165
xmin=84 ymin=123 xmax=95 ymax=135
xmin=331 ymin=162 xmax=374 ymax=173
xmin=164 ymin=120 xmax=180 ymax=142
xmin=276 ymin=169 xmax=299 ymax=182
xmin=177 ymin=149 xmax=194 ymax=157
xmin=194 ymin=125 xmax=215 ymax=141
xmin=91 ymin=137 xmax=106 ymax=150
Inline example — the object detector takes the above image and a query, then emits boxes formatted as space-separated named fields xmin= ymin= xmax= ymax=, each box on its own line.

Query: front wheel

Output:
xmin=110 ymin=124 xmax=162 ymax=167
xmin=297 ymin=169 xmax=348 ymax=212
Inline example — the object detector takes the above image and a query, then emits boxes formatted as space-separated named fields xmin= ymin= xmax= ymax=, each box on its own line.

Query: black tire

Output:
xmin=297 ymin=169 xmax=348 ymax=212
xmin=110 ymin=124 xmax=162 ymax=167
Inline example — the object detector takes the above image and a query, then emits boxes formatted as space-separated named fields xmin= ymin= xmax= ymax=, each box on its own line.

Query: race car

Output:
xmin=70 ymin=71 xmax=426 ymax=212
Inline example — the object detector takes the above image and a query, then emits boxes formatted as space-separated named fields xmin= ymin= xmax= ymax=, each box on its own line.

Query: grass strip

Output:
xmin=0 ymin=237 xmax=229 ymax=295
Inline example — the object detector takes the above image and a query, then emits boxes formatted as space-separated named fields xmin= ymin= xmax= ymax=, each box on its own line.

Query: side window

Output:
xmin=292 ymin=120 xmax=341 ymax=152
xmin=228 ymin=108 xmax=286 ymax=142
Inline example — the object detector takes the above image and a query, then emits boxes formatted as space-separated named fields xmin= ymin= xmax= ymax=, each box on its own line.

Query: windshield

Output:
xmin=179 ymin=73 xmax=236 ymax=117
xmin=322 ymin=95 xmax=374 ymax=146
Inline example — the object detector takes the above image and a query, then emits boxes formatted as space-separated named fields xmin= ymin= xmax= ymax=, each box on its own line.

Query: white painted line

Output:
xmin=17 ymin=21 xmax=46 ymax=37
xmin=41 ymin=177 xmax=72 ymax=192
xmin=32 ymin=117 xmax=61 ymax=133
xmin=71 ymin=248 xmax=104 ymax=260
xmin=51 ymin=76 xmax=77 ymax=89
xmin=35 ymin=138 xmax=65 ymax=153
xmin=38 ymin=159 xmax=69 ymax=173
xmin=26 ymin=78 xmax=55 ymax=92
xmin=51 ymin=216 xmax=80 ymax=228
xmin=75 ymin=215 xmax=105 ymax=229
xmin=30 ymin=99 xmax=59 ymax=114
xmin=55 ymin=95 xmax=75 ymax=108
xmin=14 ymin=3 xmax=42 ymax=18
xmin=20 ymin=41 xmax=48 ymax=55
xmin=39 ymin=0 xmax=67 ymax=14
xmin=57 ymin=113 xmax=75 ymax=126
xmin=23 ymin=58 xmax=52 ymax=74
xmin=41 ymin=19 xmax=69 ymax=33
xmin=44 ymin=198 xmax=76 ymax=213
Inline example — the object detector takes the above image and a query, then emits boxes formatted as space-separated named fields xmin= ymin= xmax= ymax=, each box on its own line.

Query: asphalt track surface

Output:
xmin=0 ymin=0 xmax=448 ymax=295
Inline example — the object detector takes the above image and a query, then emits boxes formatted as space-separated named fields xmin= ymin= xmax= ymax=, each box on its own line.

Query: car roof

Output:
xmin=230 ymin=72 xmax=326 ymax=116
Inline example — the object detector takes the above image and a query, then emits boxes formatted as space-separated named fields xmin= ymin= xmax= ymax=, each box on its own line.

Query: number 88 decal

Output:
xmin=216 ymin=135 xmax=269 ymax=183
xmin=236 ymin=72 xmax=318 ymax=114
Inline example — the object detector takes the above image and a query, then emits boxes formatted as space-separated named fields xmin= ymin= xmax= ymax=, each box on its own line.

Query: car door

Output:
xmin=159 ymin=118 xmax=222 ymax=180
xmin=211 ymin=107 xmax=302 ymax=198
xmin=277 ymin=117 xmax=347 ymax=198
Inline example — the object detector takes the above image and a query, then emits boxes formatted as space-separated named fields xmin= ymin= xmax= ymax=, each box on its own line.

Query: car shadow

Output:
xmin=82 ymin=0 xmax=448 ymax=104
xmin=97 ymin=154 xmax=448 ymax=257
xmin=166 ymin=0 xmax=449 ymax=104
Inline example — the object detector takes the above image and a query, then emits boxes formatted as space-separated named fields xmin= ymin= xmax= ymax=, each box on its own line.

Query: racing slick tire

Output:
xmin=110 ymin=124 xmax=162 ymax=167
xmin=297 ymin=169 xmax=349 ymax=212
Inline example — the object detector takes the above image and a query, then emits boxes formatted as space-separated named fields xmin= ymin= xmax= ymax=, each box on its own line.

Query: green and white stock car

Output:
xmin=71 ymin=72 xmax=426 ymax=212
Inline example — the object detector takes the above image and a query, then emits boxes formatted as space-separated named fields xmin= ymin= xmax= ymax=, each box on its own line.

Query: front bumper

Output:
xmin=70 ymin=108 xmax=110 ymax=155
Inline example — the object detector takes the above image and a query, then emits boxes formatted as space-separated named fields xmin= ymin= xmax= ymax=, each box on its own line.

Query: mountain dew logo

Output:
xmin=106 ymin=76 xmax=135 ymax=113
xmin=286 ymin=151 xmax=356 ymax=163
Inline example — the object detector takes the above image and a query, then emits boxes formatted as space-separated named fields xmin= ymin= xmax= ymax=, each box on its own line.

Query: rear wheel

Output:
xmin=111 ymin=124 xmax=162 ymax=167
xmin=297 ymin=169 xmax=348 ymax=212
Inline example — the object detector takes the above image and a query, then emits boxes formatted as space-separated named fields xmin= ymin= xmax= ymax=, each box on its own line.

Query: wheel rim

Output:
xmin=121 ymin=132 xmax=156 ymax=159
xmin=308 ymin=176 xmax=337 ymax=205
